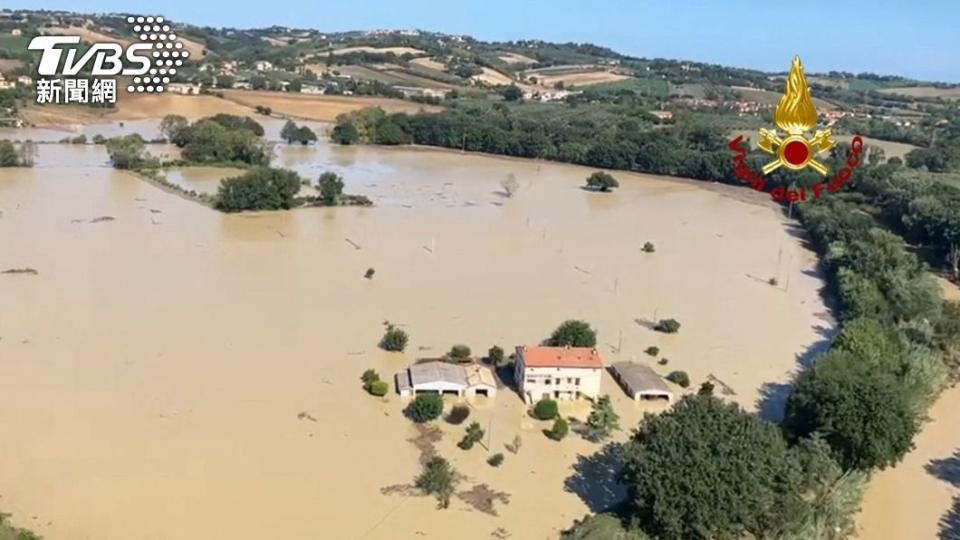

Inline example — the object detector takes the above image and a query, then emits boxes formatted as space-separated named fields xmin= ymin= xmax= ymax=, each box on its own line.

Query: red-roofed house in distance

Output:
xmin=514 ymin=345 xmax=603 ymax=404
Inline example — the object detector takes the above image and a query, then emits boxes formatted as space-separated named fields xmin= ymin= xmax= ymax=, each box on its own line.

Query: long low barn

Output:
xmin=610 ymin=362 xmax=673 ymax=402
xmin=395 ymin=361 xmax=498 ymax=399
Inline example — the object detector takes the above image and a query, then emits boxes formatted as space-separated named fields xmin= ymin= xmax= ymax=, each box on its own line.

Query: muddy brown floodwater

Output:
xmin=0 ymin=124 xmax=830 ymax=540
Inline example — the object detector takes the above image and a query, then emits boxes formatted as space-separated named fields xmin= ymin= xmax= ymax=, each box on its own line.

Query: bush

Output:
xmin=666 ymin=370 xmax=690 ymax=388
xmin=457 ymin=422 xmax=485 ymax=450
xmin=214 ymin=167 xmax=302 ymax=212
xmin=281 ymin=119 xmax=318 ymax=145
xmin=0 ymin=140 xmax=21 ymax=167
xmin=446 ymin=404 xmax=470 ymax=425
xmin=547 ymin=320 xmax=597 ymax=347
xmin=533 ymin=398 xmax=558 ymax=420
xmin=658 ymin=358 xmax=669 ymax=365
xmin=548 ymin=417 xmax=569 ymax=440
xmin=585 ymin=171 xmax=620 ymax=192
xmin=176 ymin=117 xmax=268 ymax=165
xmin=105 ymin=134 xmax=155 ymax=169
xmin=487 ymin=453 xmax=505 ymax=467
xmin=487 ymin=345 xmax=505 ymax=364
xmin=642 ymin=241 xmax=656 ymax=253
xmin=416 ymin=456 xmax=459 ymax=509
xmin=368 ymin=380 xmax=389 ymax=396
xmin=698 ymin=381 xmax=715 ymax=396
xmin=644 ymin=346 xmax=660 ymax=357
xmin=361 ymin=369 xmax=380 ymax=386
xmin=364 ymin=267 xmax=376 ymax=279
xmin=654 ymin=318 xmax=681 ymax=333
xmin=317 ymin=171 xmax=345 ymax=205
xmin=448 ymin=344 xmax=471 ymax=361
xmin=380 ymin=325 xmax=408 ymax=352
xmin=331 ymin=120 xmax=360 ymax=145
xmin=407 ymin=393 xmax=444 ymax=422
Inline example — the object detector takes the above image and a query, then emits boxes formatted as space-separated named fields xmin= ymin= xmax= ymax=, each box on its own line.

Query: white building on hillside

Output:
xmin=514 ymin=345 xmax=603 ymax=404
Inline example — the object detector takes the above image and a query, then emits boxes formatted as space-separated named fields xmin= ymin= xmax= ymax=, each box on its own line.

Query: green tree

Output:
xmin=159 ymin=114 xmax=189 ymax=142
xmin=502 ymin=85 xmax=523 ymax=102
xmin=585 ymin=395 xmax=619 ymax=441
xmin=331 ymin=120 xmax=360 ymax=145
xmin=457 ymin=421 xmax=485 ymax=450
xmin=548 ymin=417 xmax=569 ymax=440
xmin=105 ymin=134 xmax=153 ymax=170
xmin=654 ymin=318 xmax=681 ymax=333
xmin=447 ymin=344 xmax=471 ymax=361
xmin=317 ymin=171 xmax=345 ymax=205
xmin=547 ymin=320 xmax=597 ymax=347
xmin=214 ymin=167 xmax=302 ymax=212
xmin=585 ymin=171 xmax=620 ymax=192
xmin=487 ymin=345 xmax=505 ymax=364
xmin=665 ymin=370 xmax=690 ymax=388
xmin=380 ymin=325 xmax=408 ymax=352
xmin=533 ymin=398 xmax=558 ymax=420
xmin=407 ymin=393 xmax=444 ymax=423
xmin=0 ymin=140 xmax=20 ymax=167
xmin=620 ymin=395 xmax=809 ymax=540
xmin=368 ymin=380 xmax=389 ymax=396
xmin=415 ymin=456 xmax=460 ymax=509
xmin=783 ymin=349 xmax=919 ymax=471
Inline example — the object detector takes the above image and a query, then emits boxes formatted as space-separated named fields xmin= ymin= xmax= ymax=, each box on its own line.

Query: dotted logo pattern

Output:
xmin=124 ymin=16 xmax=189 ymax=93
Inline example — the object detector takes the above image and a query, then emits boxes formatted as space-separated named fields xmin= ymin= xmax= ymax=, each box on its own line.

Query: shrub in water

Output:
xmin=645 ymin=346 xmax=660 ymax=357
xmin=446 ymin=405 xmax=470 ymax=425
xmin=369 ymin=380 xmax=389 ymax=396
xmin=533 ymin=398 xmax=559 ymax=420
xmin=666 ymin=370 xmax=690 ymax=388
xmin=381 ymin=325 xmax=409 ymax=352
xmin=642 ymin=241 xmax=656 ymax=253
xmin=448 ymin=344 xmax=472 ymax=361
xmin=488 ymin=345 xmax=505 ymax=365
xmin=654 ymin=318 xmax=681 ymax=333
xmin=487 ymin=453 xmax=505 ymax=467
xmin=407 ymin=393 xmax=444 ymax=422
xmin=548 ymin=417 xmax=569 ymax=441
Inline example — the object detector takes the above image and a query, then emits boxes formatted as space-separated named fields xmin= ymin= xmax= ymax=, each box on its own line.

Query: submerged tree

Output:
xmin=415 ymin=456 xmax=460 ymax=509
xmin=585 ymin=395 xmax=619 ymax=441
xmin=317 ymin=171 xmax=345 ymax=205
xmin=547 ymin=320 xmax=598 ymax=347
xmin=585 ymin=171 xmax=620 ymax=192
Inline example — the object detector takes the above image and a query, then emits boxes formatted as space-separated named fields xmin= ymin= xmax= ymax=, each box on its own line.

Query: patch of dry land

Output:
xmin=498 ymin=52 xmax=537 ymax=65
xmin=409 ymin=56 xmax=448 ymax=72
xmin=525 ymin=65 xmax=630 ymax=87
xmin=220 ymin=90 xmax=442 ymax=121
xmin=878 ymin=85 xmax=960 ymax=100
xmin=20 ymin=93 xmax=253 ymax=127
xmin=328 ymin=45 xmax=426 ymax=56
xmin=471 ymin=67 xmax=514 ymax=86
xmin=0 ymin=128 xmax=830 ymax=540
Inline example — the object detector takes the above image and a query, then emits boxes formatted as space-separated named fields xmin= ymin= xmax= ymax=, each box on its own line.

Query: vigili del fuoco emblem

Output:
xmin=757 ymin=55 xmax=836 ymax=175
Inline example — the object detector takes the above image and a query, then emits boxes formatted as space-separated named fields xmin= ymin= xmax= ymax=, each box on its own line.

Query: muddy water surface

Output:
xmin=0 ymin=132 xmax=829 ymax=540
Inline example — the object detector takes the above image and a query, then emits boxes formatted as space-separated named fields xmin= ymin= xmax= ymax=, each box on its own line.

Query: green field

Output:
xmin=589 ymin=77 xmax=670 ymax=97
xmin=0 ymin=34 xmax=30 ymax=54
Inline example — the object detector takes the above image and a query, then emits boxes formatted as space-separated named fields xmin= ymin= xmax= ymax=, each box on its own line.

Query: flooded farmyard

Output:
xmin=0 ymin=122 xmax=830 ymax=540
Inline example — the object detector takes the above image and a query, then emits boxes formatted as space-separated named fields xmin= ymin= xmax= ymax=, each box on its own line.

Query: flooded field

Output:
xmin=0 ymin=128 xmax=829 ymax=540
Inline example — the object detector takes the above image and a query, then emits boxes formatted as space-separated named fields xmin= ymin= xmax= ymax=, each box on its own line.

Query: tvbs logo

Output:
xmin=27 ymin=16 xmax=187 ymax=104
xmin=29 ymin=35 xmax=152 ymax=76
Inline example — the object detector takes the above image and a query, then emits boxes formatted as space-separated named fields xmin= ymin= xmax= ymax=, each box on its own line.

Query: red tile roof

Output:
xmin=518 ymin=346 xmax=602 ymax=369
